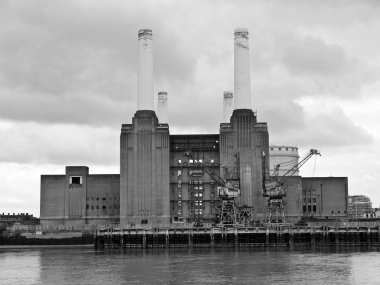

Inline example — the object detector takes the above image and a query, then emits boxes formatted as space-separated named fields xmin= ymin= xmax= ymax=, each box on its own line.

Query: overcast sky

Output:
xmin=1 ymin=0 xmax=380 ymax=216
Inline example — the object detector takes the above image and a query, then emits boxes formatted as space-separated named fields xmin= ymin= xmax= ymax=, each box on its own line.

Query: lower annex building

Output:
xmin=40 ymin=28 xmax=348 ymax=226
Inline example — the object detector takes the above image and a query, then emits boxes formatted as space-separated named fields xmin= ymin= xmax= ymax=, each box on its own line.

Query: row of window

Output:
xmin=177 ymin=159 xmax=215 ymax=164
xmin=86 ymin=205 xmax=118 ymax=210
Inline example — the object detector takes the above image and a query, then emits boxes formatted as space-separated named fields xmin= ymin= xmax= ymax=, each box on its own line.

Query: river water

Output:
xmin=1 ymin=247 xmax=380 ymax=284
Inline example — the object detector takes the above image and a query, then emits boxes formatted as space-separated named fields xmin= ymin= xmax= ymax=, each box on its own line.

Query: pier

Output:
xmin=94 ymin=225 xmax=380 ymax=249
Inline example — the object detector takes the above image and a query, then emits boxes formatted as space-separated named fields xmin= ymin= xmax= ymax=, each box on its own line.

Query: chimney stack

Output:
xmin=234 ymin=28 xmax=251 ymax=110
xmin=157 ymin=91 xmax=168 ymax=123
xmin=223 ymin=91 xmax=233 ymax=122
xmin=137 ymin=29 xmax=154 ymax=111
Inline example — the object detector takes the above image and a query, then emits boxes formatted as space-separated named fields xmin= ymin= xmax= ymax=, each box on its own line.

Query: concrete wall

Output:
xmin=302 ymin=177 xmax=348 ymax=218
xmin=281 ymin=176 xmax=302 ymax=223
xmin=86 ymin=174 xmax=120 ymax=224
xmin=40 ymin=167 xmax=120 ymax=226
xmin=40 ymin=175 xmax=65 ymax=225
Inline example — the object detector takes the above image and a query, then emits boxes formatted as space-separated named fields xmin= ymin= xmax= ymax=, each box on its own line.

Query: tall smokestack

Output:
xmin=234 ymin=28 xmax=251 ymax=110
xmin=223 ymin=91 xmax=233 ymax=122
xmin=137 ymin=29 xmax=154 ymax=110
xmin=157 ymin=91 xmax=168 ymax=123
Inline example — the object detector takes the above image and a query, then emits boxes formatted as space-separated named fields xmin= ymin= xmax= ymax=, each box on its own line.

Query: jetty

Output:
xmin=94 ymin=224 xmax=380 ymax=249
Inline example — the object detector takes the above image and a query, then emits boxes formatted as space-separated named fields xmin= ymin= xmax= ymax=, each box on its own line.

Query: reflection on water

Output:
xmin=1 ymin=247 xmax=380 ymax=284
xmin=0 ymin=250 xmax=41 ymax=284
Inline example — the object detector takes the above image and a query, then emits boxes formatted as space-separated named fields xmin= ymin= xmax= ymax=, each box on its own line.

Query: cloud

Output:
xmin=0 ymin=120 xmax=120 ymax=165
xmin=268 ymin=98 xmax=374 ymax=148
xmin=0 ymin=0 xmax=196 ymax=126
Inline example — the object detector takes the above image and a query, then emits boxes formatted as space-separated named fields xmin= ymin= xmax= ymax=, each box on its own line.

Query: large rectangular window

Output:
xmin=69 ymin=176 xmax=82 ymax=185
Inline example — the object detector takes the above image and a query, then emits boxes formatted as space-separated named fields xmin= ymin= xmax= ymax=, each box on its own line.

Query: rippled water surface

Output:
xmin=1 ymin=247 xmax=380 ymax=284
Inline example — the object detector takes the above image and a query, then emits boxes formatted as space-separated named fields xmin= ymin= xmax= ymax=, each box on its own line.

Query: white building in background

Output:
xmin=269 ymin=145 xmax=299 ymax=176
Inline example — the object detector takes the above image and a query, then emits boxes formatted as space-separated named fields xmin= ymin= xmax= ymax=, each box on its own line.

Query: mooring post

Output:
xmin=266 ymin=228 xmax=269 ymax=247
xmin=188 ymin=230 xmax=193 ymax=248
xmin=289 ymin=229 xmax=294 ymax=250
xmin=119 ymin=229 xmax=123 ymax=249
xmin=234 ymin=228 xmax=238 ymax=248
xmin=367 ymin=227 xmax=371 ymax=248
xmin=210 ymin=228 xmax=215 ymax=248
xmin=310 ymin=228 xmax=316 ymax=249
xmin=166 ymin=229 xmax=169 ymax=248
xmin=143 ymin=230 xmax=147 ymax=248
xmin=94 ymin=231 xmax=98 ymax=249
xmin=335 ymin=228 xmax=340 ymax=248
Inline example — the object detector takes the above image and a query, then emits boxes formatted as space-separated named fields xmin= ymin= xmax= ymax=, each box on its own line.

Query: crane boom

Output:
xmin=184 ymin=151 xmax=240 ymax=199
xmin=263 ymin=148 xmax=321 ymax=198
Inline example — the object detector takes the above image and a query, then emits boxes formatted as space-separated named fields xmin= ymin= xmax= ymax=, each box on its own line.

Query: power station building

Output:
xmin=40 ymin=28 xmax=348 ymax=226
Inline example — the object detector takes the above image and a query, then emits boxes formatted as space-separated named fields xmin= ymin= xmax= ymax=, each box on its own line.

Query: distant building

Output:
xmin=0 ymin=213 xmax=39 ymax=228
xmin=348 ymin=195 xmax=373 ymax=218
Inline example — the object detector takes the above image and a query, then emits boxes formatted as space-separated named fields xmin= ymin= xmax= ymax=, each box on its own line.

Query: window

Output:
xmin=199 ymin=159 xmax=203 ymax=163
xmin=190 ymin=159 xmax=194 ymax=163
xmin=211 ymin=159 xmax=214 ymax=163
xmin=86 ymin=204 xmax=89 ymax=209
xmin=198 ymin=192 xmax=203 ymax=197
xmin=303 ymin=206 xmax=306 ymax=212
xmin=70 ymin=176 xmax=82 ymax=185
xmin=313 ymin=205 xmax=316 ymax=212
xmin=279 ymin=148 xmax=282 ymax=151
xmin=286 ymin=148 xmax=288 ymax=151
xmin=102 ymin=197 xmax=106 ymax=201
xmin=270 ymin=148 xmax=274 ymax=151
xmin=141 ymin=219 xmax=148 ymax=224
xmin=178 ymin=192 xmax=182 ymax=198
xmin=178 ymin=170 xmax=182 ymax=176
xmin=308 ymin=205 xmax=311 ymax=212
xmin=102 ymin=206 xmax=106 ymax=209
xmin=91 ymin=206 xmax=94 ymax=210
xmin=178 ymin=159 xmax=182 ymax=164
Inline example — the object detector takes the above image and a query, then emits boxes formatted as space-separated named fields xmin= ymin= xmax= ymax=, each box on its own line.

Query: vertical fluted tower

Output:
xmin=137 ymin=29 xmax=154 ymax=110
xmin=157 ymin=91 xmax=168 ymax=123
xmin=120 ymin=29 xmax=170 ymax=226
xmin=234 ymin=28 xmax=251 ymax=110
xmin=220 ymin=28 xmax=269 ymax=221
xmin=223 ymin=91 xmax=234 ymax=123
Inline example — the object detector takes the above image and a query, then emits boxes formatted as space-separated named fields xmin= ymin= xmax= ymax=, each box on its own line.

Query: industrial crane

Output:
xmin=184 ymin=151 xmax=250 ymax=227
xmin=262 ymin=149 xmax=321 ymax=224
xmin=184 ymin=151 xmax=240 ymax=199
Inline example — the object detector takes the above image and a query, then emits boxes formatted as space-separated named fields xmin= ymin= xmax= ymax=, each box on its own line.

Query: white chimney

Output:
xmin=137 ymin=29 xmax=154 ymax=110
xmin=234 ymin=28 xmax=251 ymax=110
xmin=223 ymin=91 xmax=233 ymax=122
xmin=157 ymin=91 xmax=168 ymax=123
